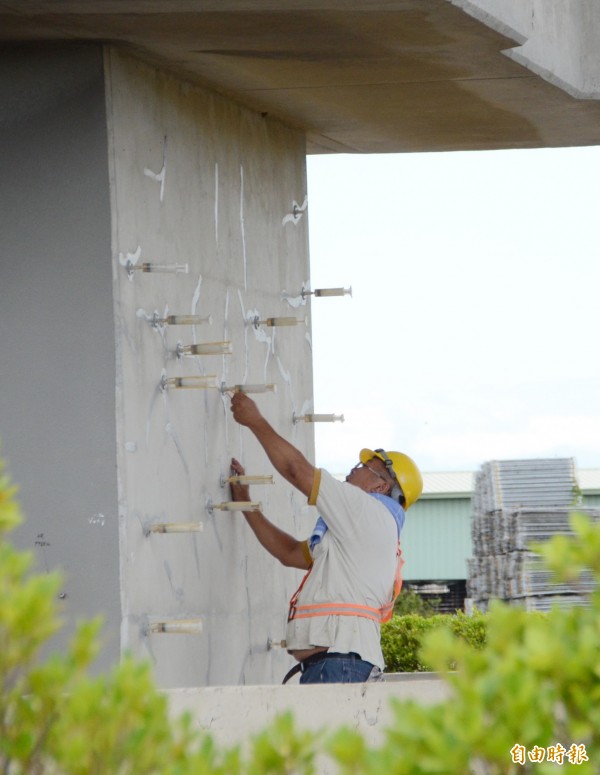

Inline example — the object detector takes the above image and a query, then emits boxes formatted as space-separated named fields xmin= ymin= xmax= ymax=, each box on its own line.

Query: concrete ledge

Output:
xmin=166 ymin=673 xmax=450 ymax=750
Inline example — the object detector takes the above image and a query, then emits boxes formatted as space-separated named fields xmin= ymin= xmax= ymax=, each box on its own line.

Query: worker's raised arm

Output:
xmin=229 ymin=458 xmax=312 ymax=570
xmin=229 ymin=392 xmax=316 ymax=499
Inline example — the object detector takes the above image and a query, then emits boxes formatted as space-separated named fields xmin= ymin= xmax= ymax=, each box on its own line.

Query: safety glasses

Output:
xmin=353 ymin=462 xmax=391 ymax=484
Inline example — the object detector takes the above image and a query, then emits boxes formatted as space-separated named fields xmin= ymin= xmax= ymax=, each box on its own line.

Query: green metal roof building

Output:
xmin=402 ymin=473 xmax=473 ymax=582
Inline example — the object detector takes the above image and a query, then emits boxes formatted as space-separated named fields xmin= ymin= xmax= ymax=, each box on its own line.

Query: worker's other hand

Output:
xmin=230 ymin=391 xmax=262 ymax=428
xmin=230 ymin=457 xmax=251 ymax=502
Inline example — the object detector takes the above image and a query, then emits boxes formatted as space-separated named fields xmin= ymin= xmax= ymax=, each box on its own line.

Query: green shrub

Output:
xmin=392 ymin=587 xmax=439 ymax=617
xmin=381 ymin=610 xmax=488 ymax=672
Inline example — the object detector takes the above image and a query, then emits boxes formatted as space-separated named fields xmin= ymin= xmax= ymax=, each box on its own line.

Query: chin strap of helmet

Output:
xmin=375 ymin=448 xmax=405 ymax=504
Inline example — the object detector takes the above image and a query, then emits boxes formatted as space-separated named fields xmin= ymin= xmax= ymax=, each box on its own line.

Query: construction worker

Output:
xmin=229 ymin=391 xmax=423 ymax=684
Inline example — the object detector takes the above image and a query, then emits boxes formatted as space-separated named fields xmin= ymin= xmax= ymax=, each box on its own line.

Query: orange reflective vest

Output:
xmin=288 ymin=541 xmax=404 ymax=625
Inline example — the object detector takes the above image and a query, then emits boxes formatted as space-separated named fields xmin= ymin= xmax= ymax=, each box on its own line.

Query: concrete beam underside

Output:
xmin=1 ymin=1 xmax=600 ymax=153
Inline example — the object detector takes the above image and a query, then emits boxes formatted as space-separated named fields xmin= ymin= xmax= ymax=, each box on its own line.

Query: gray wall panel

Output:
xmin=0 ymin=45 xmax=120 ymax=669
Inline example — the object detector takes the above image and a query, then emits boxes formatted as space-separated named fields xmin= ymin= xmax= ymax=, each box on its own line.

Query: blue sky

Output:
xmin=307 ymin=146 xmax=600 ymax=474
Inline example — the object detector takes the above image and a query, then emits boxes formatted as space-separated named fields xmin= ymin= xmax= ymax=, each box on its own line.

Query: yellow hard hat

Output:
xmin=360 ymin=448 xmax=423 ymax=509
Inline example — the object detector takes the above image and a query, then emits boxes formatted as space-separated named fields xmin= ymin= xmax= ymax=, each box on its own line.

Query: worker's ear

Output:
xmin=374 ymin=480 xmax=390 ymax=495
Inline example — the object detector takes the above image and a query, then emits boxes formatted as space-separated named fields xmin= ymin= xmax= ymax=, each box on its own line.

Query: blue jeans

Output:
xmin=299 ymin=652 xmax=376 ymax=684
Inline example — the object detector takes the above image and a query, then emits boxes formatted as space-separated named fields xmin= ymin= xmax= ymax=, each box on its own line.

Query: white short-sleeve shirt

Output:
xmin=285 ymin=469 xmax=399 ymax=669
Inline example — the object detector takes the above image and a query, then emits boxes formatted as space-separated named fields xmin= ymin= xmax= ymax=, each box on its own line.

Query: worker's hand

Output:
xmin=230 ymin=391 xmax=262 ymax=428
xmin=229 ymin=457 xmax=251 ymax=502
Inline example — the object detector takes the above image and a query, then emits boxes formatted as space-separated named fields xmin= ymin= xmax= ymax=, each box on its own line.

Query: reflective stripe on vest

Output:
xmin=288 ymin=543 xmax=403 ymax=625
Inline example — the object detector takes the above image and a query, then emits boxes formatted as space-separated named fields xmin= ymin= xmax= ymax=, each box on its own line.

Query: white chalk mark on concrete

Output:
xmin=281 ymin=290 xmax=307 ymax=308
xmin=191 ymin=274 xmax=203 ymax=344
xmin=247 ymin=308 xmax=272 ymax=349
xmin=191 ymin=275 xmax=203 ymax=314
xmin=214 ymin=162 xmax=219 ymax=246
xmin=152 ymin=369 xmax=169 ymax=444
xmin=277 ymin=357 xmax=293 ymax=389
xmin=299 ymin=399 xmax=313 ymax=416
xmin=157 ymin=305 xmax=169 ymax=346
xmin=240 ymin=165 xmax=247 ymax=290
xmin=223 ymin=289 xmax=230 ymax=347
xmin=245 ymin=307 xmax=275 ymax=380
xmin=277 ymin=356 xmax=294 ymax=408
xmin=222 ymin=290 xmax=231 ymax=387
xmin=263 ymin=331 xmax=272 ymax=382
xmin=282 ymin=195 xmax=308 ymax=226
xmin=221 ymin=389 xmax=230 ymax=443
xmin=137 ymin=306 xmax=168 ymax=346
xmin=125 ymin=441 xmax=137 ymax=453
xmin=143 ymin=136 xmax=167 ymax=201
xmin=222 ymin=286 xmax=231 ymax=381
xmin=221 ymin=289 xmax=232 ymax=443
xmin=88 ymin=513 xmax=106 ymax=527
xmin=237 ymin=291 xmax=250 ymax=385
xmin=144 ymin=165 xmax=166 ymax=201
xmin=118 ymin=246 xmax=142 ymax=266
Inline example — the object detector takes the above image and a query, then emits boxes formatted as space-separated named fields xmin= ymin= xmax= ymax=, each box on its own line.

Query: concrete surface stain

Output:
xmin=165 ymin=421 xmax=191 ymax=479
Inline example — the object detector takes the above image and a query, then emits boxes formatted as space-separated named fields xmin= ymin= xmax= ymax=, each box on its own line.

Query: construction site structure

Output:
xmin=467 ymin=459 xmax=600 ymax=613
